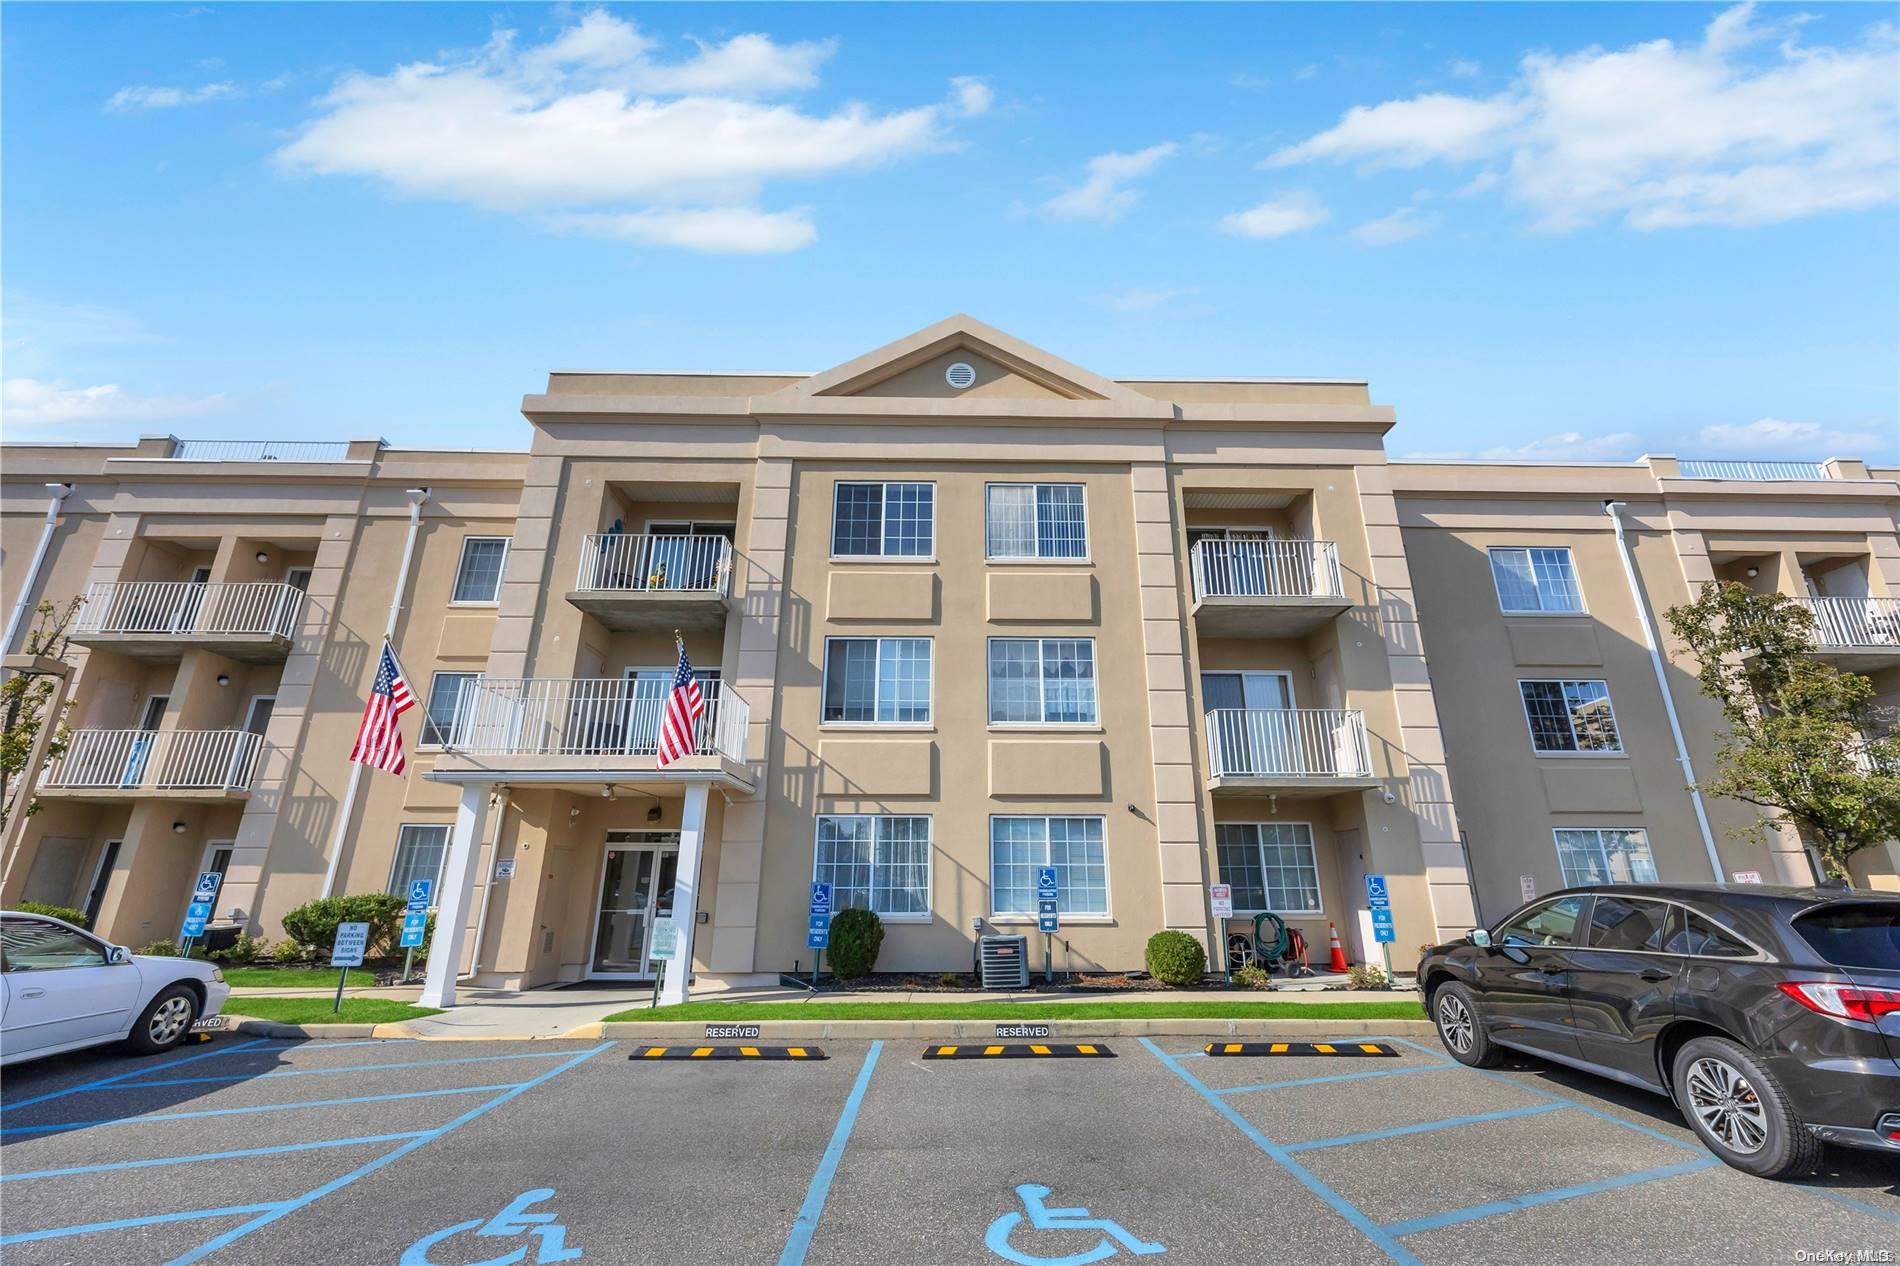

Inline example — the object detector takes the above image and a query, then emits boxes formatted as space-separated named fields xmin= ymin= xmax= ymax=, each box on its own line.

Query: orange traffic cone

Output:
xmin=1326 ymin=922 xmax=1350 ymax=973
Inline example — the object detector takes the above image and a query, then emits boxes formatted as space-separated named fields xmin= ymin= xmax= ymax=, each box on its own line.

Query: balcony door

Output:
xmin=590 ymin=831 xmax=681 ymax=979
xmin=122 ymin=694 xmax=170 ymax=787
xmin=620 ymin=667 xmax=721 ymax=756
xmin=643 ymin=520 xmax=734 ymax=592
xmin=1189 ymin=528 xmax=1272 ymax=597
xmin=1202 ymin=671 xmax=1295 ymax=775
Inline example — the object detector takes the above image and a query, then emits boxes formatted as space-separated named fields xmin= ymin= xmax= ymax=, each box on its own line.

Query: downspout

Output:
xmin=320 ymin=487 xmax=430 ymax=897
xmin=3 ymin=484 xmax=73 ymax=653
xmin=1603 ymin=500 xmax=1723 ymax=880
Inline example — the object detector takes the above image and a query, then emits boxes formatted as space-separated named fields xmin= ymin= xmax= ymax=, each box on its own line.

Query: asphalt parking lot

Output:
xmin=2 ymin=1031 xmax=1894 ymax=1265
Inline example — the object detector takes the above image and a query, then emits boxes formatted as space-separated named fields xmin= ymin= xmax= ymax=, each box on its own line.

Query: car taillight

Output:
xmin=1777 ymin=981 xmax=1900 ymax=1023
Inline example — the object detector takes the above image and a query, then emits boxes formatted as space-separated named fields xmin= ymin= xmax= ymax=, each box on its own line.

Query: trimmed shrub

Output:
xmin=1347 ymin=963 xmax=1388 ymax=990
xmin=136 ymin=939 xmax=182 ymax=957
xmin=271 ymin=937 xmax=309 ymax=965
xmin=1232 ymin=963 xmax=1275 ymax=991
xmin=828 ymin=908 xmax=884 ymax=979
xmin=1145 ymin=930 xmax=1208 ymax=987
xmin=15 ymin=901 xmax=88 ymax=928
xmin=281 ymin=893 xmax=405 ymax=958
xmin=211 ymin=932 xmax=264 ymax=964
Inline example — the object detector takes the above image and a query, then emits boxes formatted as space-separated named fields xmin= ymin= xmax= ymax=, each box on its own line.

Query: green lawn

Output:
xmin=221 ymin=997 xmax=442 ymax=1025
xmin=221 ymin=966 xmax=378 ymax=989
xmin=604 ymin=1000 xmax=1426 ymax=1023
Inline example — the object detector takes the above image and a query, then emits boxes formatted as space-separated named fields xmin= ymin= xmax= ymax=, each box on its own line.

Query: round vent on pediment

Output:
xmin=945 ymin=361 xmax=977 ymax=389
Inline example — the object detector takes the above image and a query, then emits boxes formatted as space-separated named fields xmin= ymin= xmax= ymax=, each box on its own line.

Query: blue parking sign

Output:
xmin=1364 ymin=875 xmax=1389 ymax=908
xmin=400 ymin=910 xmax=430 ymax=949
xmin=810 ymin=881 xmax=832 ymax=914
xmin=407 ymin=879 xmax=433 ymax=909
xmin=180 ymin=900 xmax=213 ymax=941
xmin=807 ymin=912 xmax=831 ymax=950
xmin=1370 ymin=908 xmax=1396 ymax=944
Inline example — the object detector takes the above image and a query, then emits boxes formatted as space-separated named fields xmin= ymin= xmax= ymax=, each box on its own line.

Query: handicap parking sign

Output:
xmin=180 ymin=900 xmax=214 ymax=940
xmin=1370 ymin=907 xmax=1396 ymax=944
xmin=1364 ymin=874 xmax=1389 ymax=908
xmin=1038 ymin=898 xmax=1059 ymax=935
xmin=807 ymin=912 xmax=831 ymax=950
xmin=810 ymin=881 xmax=832 ymax=914
xmin=407 ymin=879 xmax=433 ymax=909
xmin=1037 ymin=867 xmax=1058 ymax=899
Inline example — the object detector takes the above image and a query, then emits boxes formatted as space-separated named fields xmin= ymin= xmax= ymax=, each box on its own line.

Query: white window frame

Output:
xmin=811 ymin=815 xmax=934 ymax=922
xmin=387 ymin=823 xmax=452 ymax=899
xmin=1553 ymin=827 xmax=1660 ymax=887
xmin=1214 ymin=821 xmax=1324 ymax=916
xmin=1517 ymin=679 xmax=1624 ymax=756
xmin=986 ymin=637 xmax=1099 ymax=728
xmin=450 ymin=536 xmax=511 ymax=606
xmin=197 ymin=840 xmax=235 ymax=881
xmin=829 ymin=481 xmax=936 ymax=561
xmin=820 ymin=636 xmax=934 ymax=728
xmin=984 ymin=482 xmax=1091 ymax=562
xmin=1488 ymin=546 xmax=1586 ymax=615
xmin=241 ymin=693 xmax=277 ymax=736
xmin=418 ymin=671 xmax=480 ymax=749
xmin=1198 ymin=669 xmax=1295 ymax=712
xmin=987 ymin=815 xmax=1112 ymax=922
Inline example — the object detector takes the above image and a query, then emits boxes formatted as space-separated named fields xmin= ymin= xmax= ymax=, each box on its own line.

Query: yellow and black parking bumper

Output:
xmin=923 ymin=1043 xmax=1115 ymax=1059
xmin=630 ymin=1045 xmax=827 ymax=1061
xmin=1203 ymin=1041 xmax=1398 ymax=1058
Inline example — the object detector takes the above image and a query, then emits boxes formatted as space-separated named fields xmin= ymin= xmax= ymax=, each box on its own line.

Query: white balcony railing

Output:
xmin=1800 ymin=596 xmax=1900 ymax=649
xmin=74 ymin=581 xmax=305 ymax=641
xmin=1206 ymin=709 xmax=1372 ymax=780
xmin=1190 ymin=539 xmax=1344 ymax=601
xmin=170 ymin=440 xmax=352 ymax=462
xmin=47 ymin=729 xmax=263 ymax=792
xmin=1677 ymin=460 xmax=1827 ymax=481
xmin=574 ymin=533 xmax=732 ymax=595
xmin=449 ymin=678 xmax=748 ymax=763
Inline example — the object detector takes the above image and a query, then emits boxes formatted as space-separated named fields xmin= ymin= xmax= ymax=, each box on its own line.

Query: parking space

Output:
xmin=1 ymin=1031 xmax=1894 ymax=1264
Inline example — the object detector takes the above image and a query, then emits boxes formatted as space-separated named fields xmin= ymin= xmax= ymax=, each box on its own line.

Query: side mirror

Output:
xmin=108 ymin=946 xmax=133 ymax=965
xmin=1468 ymin=929 xmax=1492 ymax=948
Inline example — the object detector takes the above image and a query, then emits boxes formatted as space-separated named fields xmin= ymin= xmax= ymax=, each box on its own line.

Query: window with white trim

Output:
xmin=1489 ymin=547 xmax=1583 ymax=613
xmin=419 ymin=672 xmax=478 ymax=747
xmin=1519 ymin=680 xmax=1622 ymax=753
xmin=1215 ymin=823 xmax=1322 ymax=914
xmin=451 ymin=537 xmax=510 ymax=604
xmin=986 ymin=483 xmax=1088 ymax=559
xmin=387 ymin=824 xmax=450 ymax=898
xmin=814 ymin=816 xmax=931 ymax=916
xmin=988 ymin=638 xmax=1097 ymax=724
xmin=822 ymin=638 xmax=932 ymax=723
xmin=1554 ymin=828 xmax=1659 ymax=886
xmin=990 ymin=816 xmax=1108 ymax=916
xmin=831 ymin=482 xmax=934 ymax=558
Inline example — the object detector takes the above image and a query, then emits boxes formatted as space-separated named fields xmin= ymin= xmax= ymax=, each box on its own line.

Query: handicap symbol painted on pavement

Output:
xmin=984 ymin=1183 xmax=1166 ymax=1266
xmin=402 ymin=1189 xmax=583 ymax=1266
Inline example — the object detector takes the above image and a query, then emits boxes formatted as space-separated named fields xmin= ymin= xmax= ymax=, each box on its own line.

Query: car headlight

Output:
xmin=212 ymin=968 xmax=226 ymax=983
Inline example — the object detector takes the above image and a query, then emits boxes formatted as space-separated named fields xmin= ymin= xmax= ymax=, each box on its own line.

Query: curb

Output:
xmin=226 ymin=1016 xmax=1434 ymax=1042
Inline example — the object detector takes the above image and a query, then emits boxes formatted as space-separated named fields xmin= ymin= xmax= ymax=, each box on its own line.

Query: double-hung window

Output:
xmin=986 ymin=483 xmax=1088 ymax=559
xmin=988 ymin=638 xmax=1096 ymax=725
xmin=1554 ymin=828 xmax=1659 ymax=886
xmin=387 ymin=824 xmax=450 ymax=898
xmin=831 ymin=482 xmax=934 ymax=558
xmin=419 ymin=672 xmax=479 ymax=747
xmin=1215 ymin=823 xmax=1322 ymax=914
xmin=1519 ymin=680 xmax=1622 ymax=753
xmin=822 ymin=638 xmax=932 ymax=724
xmin=814 ymin=815 xmax=931 ymax=917
xmin=989 ymin=816 xmax=1108 ymax=916
xmin=1488 ymin=547 xmax=1583 ymax=613
xmin=452 ymin=537 xmax=510 ymax=604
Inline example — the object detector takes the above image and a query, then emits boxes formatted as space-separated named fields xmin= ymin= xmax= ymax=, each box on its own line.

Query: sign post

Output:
xmin=398 ymin=879 xmax=432 ymax=985
xmin=807 ymin=882 xmax=832 ymax=988
xmin=648 ymin=916 xmax=679 ymax=1010
xmin=1209 ymin=883 xmax=1234 ymax=986
xmin=178 ymin=870 xmax=223 ymax=958
xmin=1037 ymin=867 xmax=1059 ymax=984
xmin=1364 ymin=874 xmax=1396 ymax=989
xmin=330 ymin=921 xmax=369 ymax=1014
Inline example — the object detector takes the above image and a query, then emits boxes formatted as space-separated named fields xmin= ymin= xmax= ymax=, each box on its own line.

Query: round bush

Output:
xmin=828 ymin=908 xmax=884 ymax=980
xmin=1145 ymin=930 xmax=1208 ymax=987
xmin=281 ymin=893 xmax=405 ymax=958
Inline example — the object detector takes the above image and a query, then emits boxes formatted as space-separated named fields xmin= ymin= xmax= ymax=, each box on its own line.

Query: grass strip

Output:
xmin=604 ymin=1000 xmax=1425 ymax=1022
xmin=222 ymin=967 xmax=378 ymax=989
xmin=221 ymin=997 xmax=443 ymax=1024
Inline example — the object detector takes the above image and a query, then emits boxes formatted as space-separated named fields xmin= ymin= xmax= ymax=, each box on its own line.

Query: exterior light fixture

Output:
xmin=216 ymin=674 xmax=231 ymax=687
xmin=647 ymin=804 xmax=663 ymax=823
xmin=256 ymin=551 xmax=269 ymax=564
xmin=1746 ymin=566 xmax=1760 ymax=577
xmin=172 ymin=821 xmax=188 ymax=834
xmin=601 ymin=786 xmax=616 ymax=800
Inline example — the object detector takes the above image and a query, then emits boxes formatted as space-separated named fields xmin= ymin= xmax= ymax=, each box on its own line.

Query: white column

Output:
xmin=419 ymin=782 xmax=490 ymax=1009
xmin=658 ymin=781 xmax=711 ymax=1007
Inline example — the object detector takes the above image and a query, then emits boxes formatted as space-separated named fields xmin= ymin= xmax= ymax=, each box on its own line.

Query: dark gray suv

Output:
xmin=1416 ymin=883 xmax=1900 ymax=1178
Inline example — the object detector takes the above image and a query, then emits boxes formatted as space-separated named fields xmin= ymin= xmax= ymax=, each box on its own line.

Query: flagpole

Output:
xmin=321 ymin=488 xmax=429 ymax=897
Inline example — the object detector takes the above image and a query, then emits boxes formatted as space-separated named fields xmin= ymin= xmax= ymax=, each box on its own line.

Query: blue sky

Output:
xmin=4 ymin=2 xmax=1896 ymax=461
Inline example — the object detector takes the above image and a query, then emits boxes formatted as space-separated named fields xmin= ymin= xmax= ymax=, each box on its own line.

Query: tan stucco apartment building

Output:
xmin=5 ymin=317 xmax=1897 ymax=1004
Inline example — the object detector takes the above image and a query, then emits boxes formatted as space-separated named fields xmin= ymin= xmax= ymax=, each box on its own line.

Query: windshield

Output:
xmin=1792 ymin=904 xmax=1900 ymax=971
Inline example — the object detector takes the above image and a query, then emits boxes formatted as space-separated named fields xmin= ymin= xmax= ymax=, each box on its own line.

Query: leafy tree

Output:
xmin=1664 ymin=582 xmax=1900 ymax=881
xmin=0 ymin=599 xmax=81 ymax=835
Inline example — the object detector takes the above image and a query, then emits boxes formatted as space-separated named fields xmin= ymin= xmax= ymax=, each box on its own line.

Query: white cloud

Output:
xmin=2 ymin=378 xmax=225 ymax=430
xmin=1406 ymin=430 xmax=1643 ymax=461
xmin=274 ymin=10 xmax=977 ymax=252
xmin=1349 ymin=206 xmax=1438 ymax=245
xmin=950 ymin=76 xmax=993 ymax=117
xmin=105 ymin=82 xmax=235 ymax=111
xmin=1448 ymin=59 xmax=1482 ymax=79
xmin=1266 ymin=3 xmax=1900 ymax=230
xmin=1218 ymin=190 xmax=1330 ymax=238
xmin=1694 ymin=417 xmax=1889 ymax=456
xmin=1040 ymin=143 xmax=1177 ymax=222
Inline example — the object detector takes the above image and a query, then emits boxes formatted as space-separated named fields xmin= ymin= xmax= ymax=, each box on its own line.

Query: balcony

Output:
xmin=72 ymin=581 xmax=305 ymax=661
xmin=1189 ymin=539 xmax=1351 ymax=638
xmin=1799 ymin=596 xmax=1900 ymax=672
xmin=1204 ymin=708 xmax=1379 ymax=796
xmin=40 ymin=729 xmax=263 ymax=802
xmin=566 ymin=534 xmax=733 ymax=630
xmin=428 ymin=677 xmax=753 ymax=790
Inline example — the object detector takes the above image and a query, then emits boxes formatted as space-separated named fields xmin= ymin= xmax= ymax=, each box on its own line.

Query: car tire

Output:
xmin=126 ymin=985 xmax=200 ymax=1056
xmin=1432 ymin=981 xmax=1501 ymax=1067
xmin=1671 ymin=1035 xmax=1821 ymax=1179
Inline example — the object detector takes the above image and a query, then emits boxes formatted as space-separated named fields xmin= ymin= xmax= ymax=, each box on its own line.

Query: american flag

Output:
xmin=349 ymin=642 xmax=417 ymax=775
xmin=655 ymin=638 xmax=706 ymax=768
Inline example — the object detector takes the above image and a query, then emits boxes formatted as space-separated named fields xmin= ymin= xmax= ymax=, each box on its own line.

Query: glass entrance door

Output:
xmin=590 ymin=832 xmax=682 ymax=978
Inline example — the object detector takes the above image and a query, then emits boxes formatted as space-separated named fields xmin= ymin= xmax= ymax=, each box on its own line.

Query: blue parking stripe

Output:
xmin=1802 ymin=1186 xmax=1900 ymax=1229
xmin=122 ymin=1049 xmax=577 ymax=1089
xmin=2 ymin=1038 xmax=281 ymax=1110
xmin=1 ymin=1082 xmax=521 ymax=1135
xmin=1381 ymin=1157 xmax=1720 ymax=1237
xmin=1216 ymin=1062 xmax=1457 ymax=1095
xmin=165 ymin=1041 xmax=614 ymax=1265
xmin=1142 ymin=1037 xmax=1424 ymax=1266
xmin=0 ymin=1201 xmax=286 ymax=1246
xmin=777 ymin=1039 xmax=883 ymax=1266
xmin=1284 ymin=1102 xmax=1571 ymax=1153
xmin=0 ymin=1131 xmax=434 ymax=1183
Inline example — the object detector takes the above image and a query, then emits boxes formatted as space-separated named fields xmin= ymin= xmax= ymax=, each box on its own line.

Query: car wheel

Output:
xmin=126 ymin=985 xmax=199 ymax=1055
xmin=1672 ymin=1036 xmax=1821 ymax=1178
xmin=1432 ymin=981 xmax=1501 ymax=1067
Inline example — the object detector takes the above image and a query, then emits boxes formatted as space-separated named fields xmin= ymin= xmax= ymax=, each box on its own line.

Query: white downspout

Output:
xmin=4 ymin=484 xmax=72 ymax=654
xmin=1604 ymin=500 xmax=1723 ymax=880
xmin=320 ymin=487 xmax=430 ymax=897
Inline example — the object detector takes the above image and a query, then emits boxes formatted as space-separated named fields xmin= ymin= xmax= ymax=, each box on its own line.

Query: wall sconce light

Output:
xmin=255 ymin=551 xmax=269 ymax=564
xmin=569 ymin=806 xmax=582 ymax=820
xmin=601 ymin=786 xmax=616 ymax=800
xmin=647 ymin=804 xmax=663 ymax=823
xmin=172 ymin=821 xmax=188 ymax=834
xmin=1746 ymin=566 xmax=1760 ymax=578
xmin=216 ymin=674 xmax=231 ymax=687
